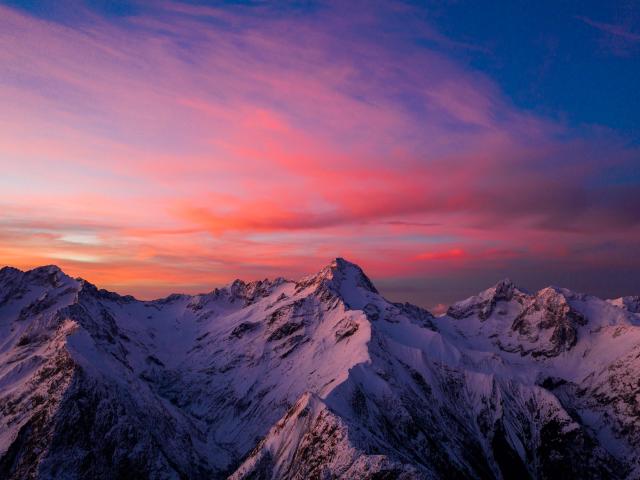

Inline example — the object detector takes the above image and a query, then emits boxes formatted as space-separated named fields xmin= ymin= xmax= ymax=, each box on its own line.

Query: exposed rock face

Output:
xmin=447 ymin=278 xmax=526 ymax=321
xmin=511 ymin=287 xmax=587 ymax=357
xmin=609 ymin=295 xmax=640 ymax=313
xmin=1 ymin=260 xmax=639 ymax=479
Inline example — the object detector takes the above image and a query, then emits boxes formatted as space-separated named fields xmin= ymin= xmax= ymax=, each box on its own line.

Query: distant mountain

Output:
xmin=1 ymin=259 xmax=639 ymax=479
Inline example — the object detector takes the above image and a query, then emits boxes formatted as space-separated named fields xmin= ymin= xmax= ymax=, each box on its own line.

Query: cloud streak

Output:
xmin=578 ymin=16 xmax=640 ymax=42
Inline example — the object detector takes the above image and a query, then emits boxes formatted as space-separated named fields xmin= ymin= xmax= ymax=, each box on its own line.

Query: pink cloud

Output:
xmin=416 ymin=249 xmax=466 ymax=261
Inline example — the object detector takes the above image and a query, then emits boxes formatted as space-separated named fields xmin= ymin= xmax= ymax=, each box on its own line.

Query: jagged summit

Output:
xmin=1 ymin=264 xmax=73 ymax=289
xmin=487 ymin=277 xmax=531 ymax=298
xmin=447 ymin=277 xmax=527 ymax=320
xmin=331 ymin=256 xmax=365 ymax=274
xmin=609 ymin=295 xmax=640 ymax=313
xmin=78 ymin=278 xmax=137 ymax=303
xmin=219 ymin=276 xmax=290 ymax=304
xmin=493 ymin=277 xmax=516 ymax=296
xmin=26 ymin=264 xmax=69 ymax=282
xmin=3 ymin=258 xmax=377 ymax=306
xmin=0 ymin=265 xmax=20 ymax=276
xmin=297 ymin=257 xmax=379 ymax=297
xmin=28 ymin=264 xmax=63 ymax=274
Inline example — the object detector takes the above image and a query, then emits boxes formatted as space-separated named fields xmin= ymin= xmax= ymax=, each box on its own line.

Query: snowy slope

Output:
xmin=0 ymin=260 xmax=638 ymax=479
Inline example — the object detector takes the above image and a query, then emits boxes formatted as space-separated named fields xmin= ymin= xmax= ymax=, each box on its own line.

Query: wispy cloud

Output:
xmin=577 ymin=15 xmax=640 ymax=56
xmin=578 ymin=15 xmax=640 ymax=42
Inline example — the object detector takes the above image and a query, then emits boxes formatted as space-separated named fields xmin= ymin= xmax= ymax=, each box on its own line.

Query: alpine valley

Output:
xmin=1 ymin=259 xmax=639 ymax=480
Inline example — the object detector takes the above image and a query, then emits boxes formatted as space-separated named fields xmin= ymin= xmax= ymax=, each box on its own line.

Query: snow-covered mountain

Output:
xmin=0 ymin=259 xmax=639 ymax=479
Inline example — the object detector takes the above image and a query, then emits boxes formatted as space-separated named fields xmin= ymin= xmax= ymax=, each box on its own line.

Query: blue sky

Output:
xmin=428 ymin=0 xmax=640 ymax=140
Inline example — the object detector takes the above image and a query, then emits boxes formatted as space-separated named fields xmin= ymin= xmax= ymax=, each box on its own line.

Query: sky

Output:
xmin=1 ymin=0 xmax=639 ymax=311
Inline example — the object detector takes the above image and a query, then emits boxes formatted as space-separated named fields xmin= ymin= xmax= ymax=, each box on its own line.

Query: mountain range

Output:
xmin=1 ymin=259 xmax=639 ymax=479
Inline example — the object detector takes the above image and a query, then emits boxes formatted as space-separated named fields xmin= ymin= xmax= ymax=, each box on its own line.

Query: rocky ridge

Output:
xmin=0 ymin=260 xmax=639 ymax=479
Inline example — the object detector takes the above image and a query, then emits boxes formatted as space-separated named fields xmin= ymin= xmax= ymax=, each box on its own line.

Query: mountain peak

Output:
xmin=299 ymin=258 xmax=379 ymax=296
xmin=332 ymin=256 xmax=357 ymax=270
xmin=31 ymin=264 xmax=63 ymax=273
xmin=493 ymin=277 xmax=513 ymax=289
xmin=329 ymin=258 xmax=375 ymax=287
xmin=489 ymin=277 xmax=514 ymax=299
xmin=23 ymin=264 xmax=72 ymax=288
xmin=0 ymin=265 xmax=21 ymax=281
xmin=609 ymin=295 xmax=640 ymax=313
xmin=447 ymin=278 xmax=526 ymax=320
xmin=319 ymin=257 xmax=364 ymax=275
xmin=0 ymin=264 xmax=67 ymax=282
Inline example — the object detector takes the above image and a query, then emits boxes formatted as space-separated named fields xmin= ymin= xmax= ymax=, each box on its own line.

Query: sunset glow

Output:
xmin=1 ymin=1 xmax=639 ymax=308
